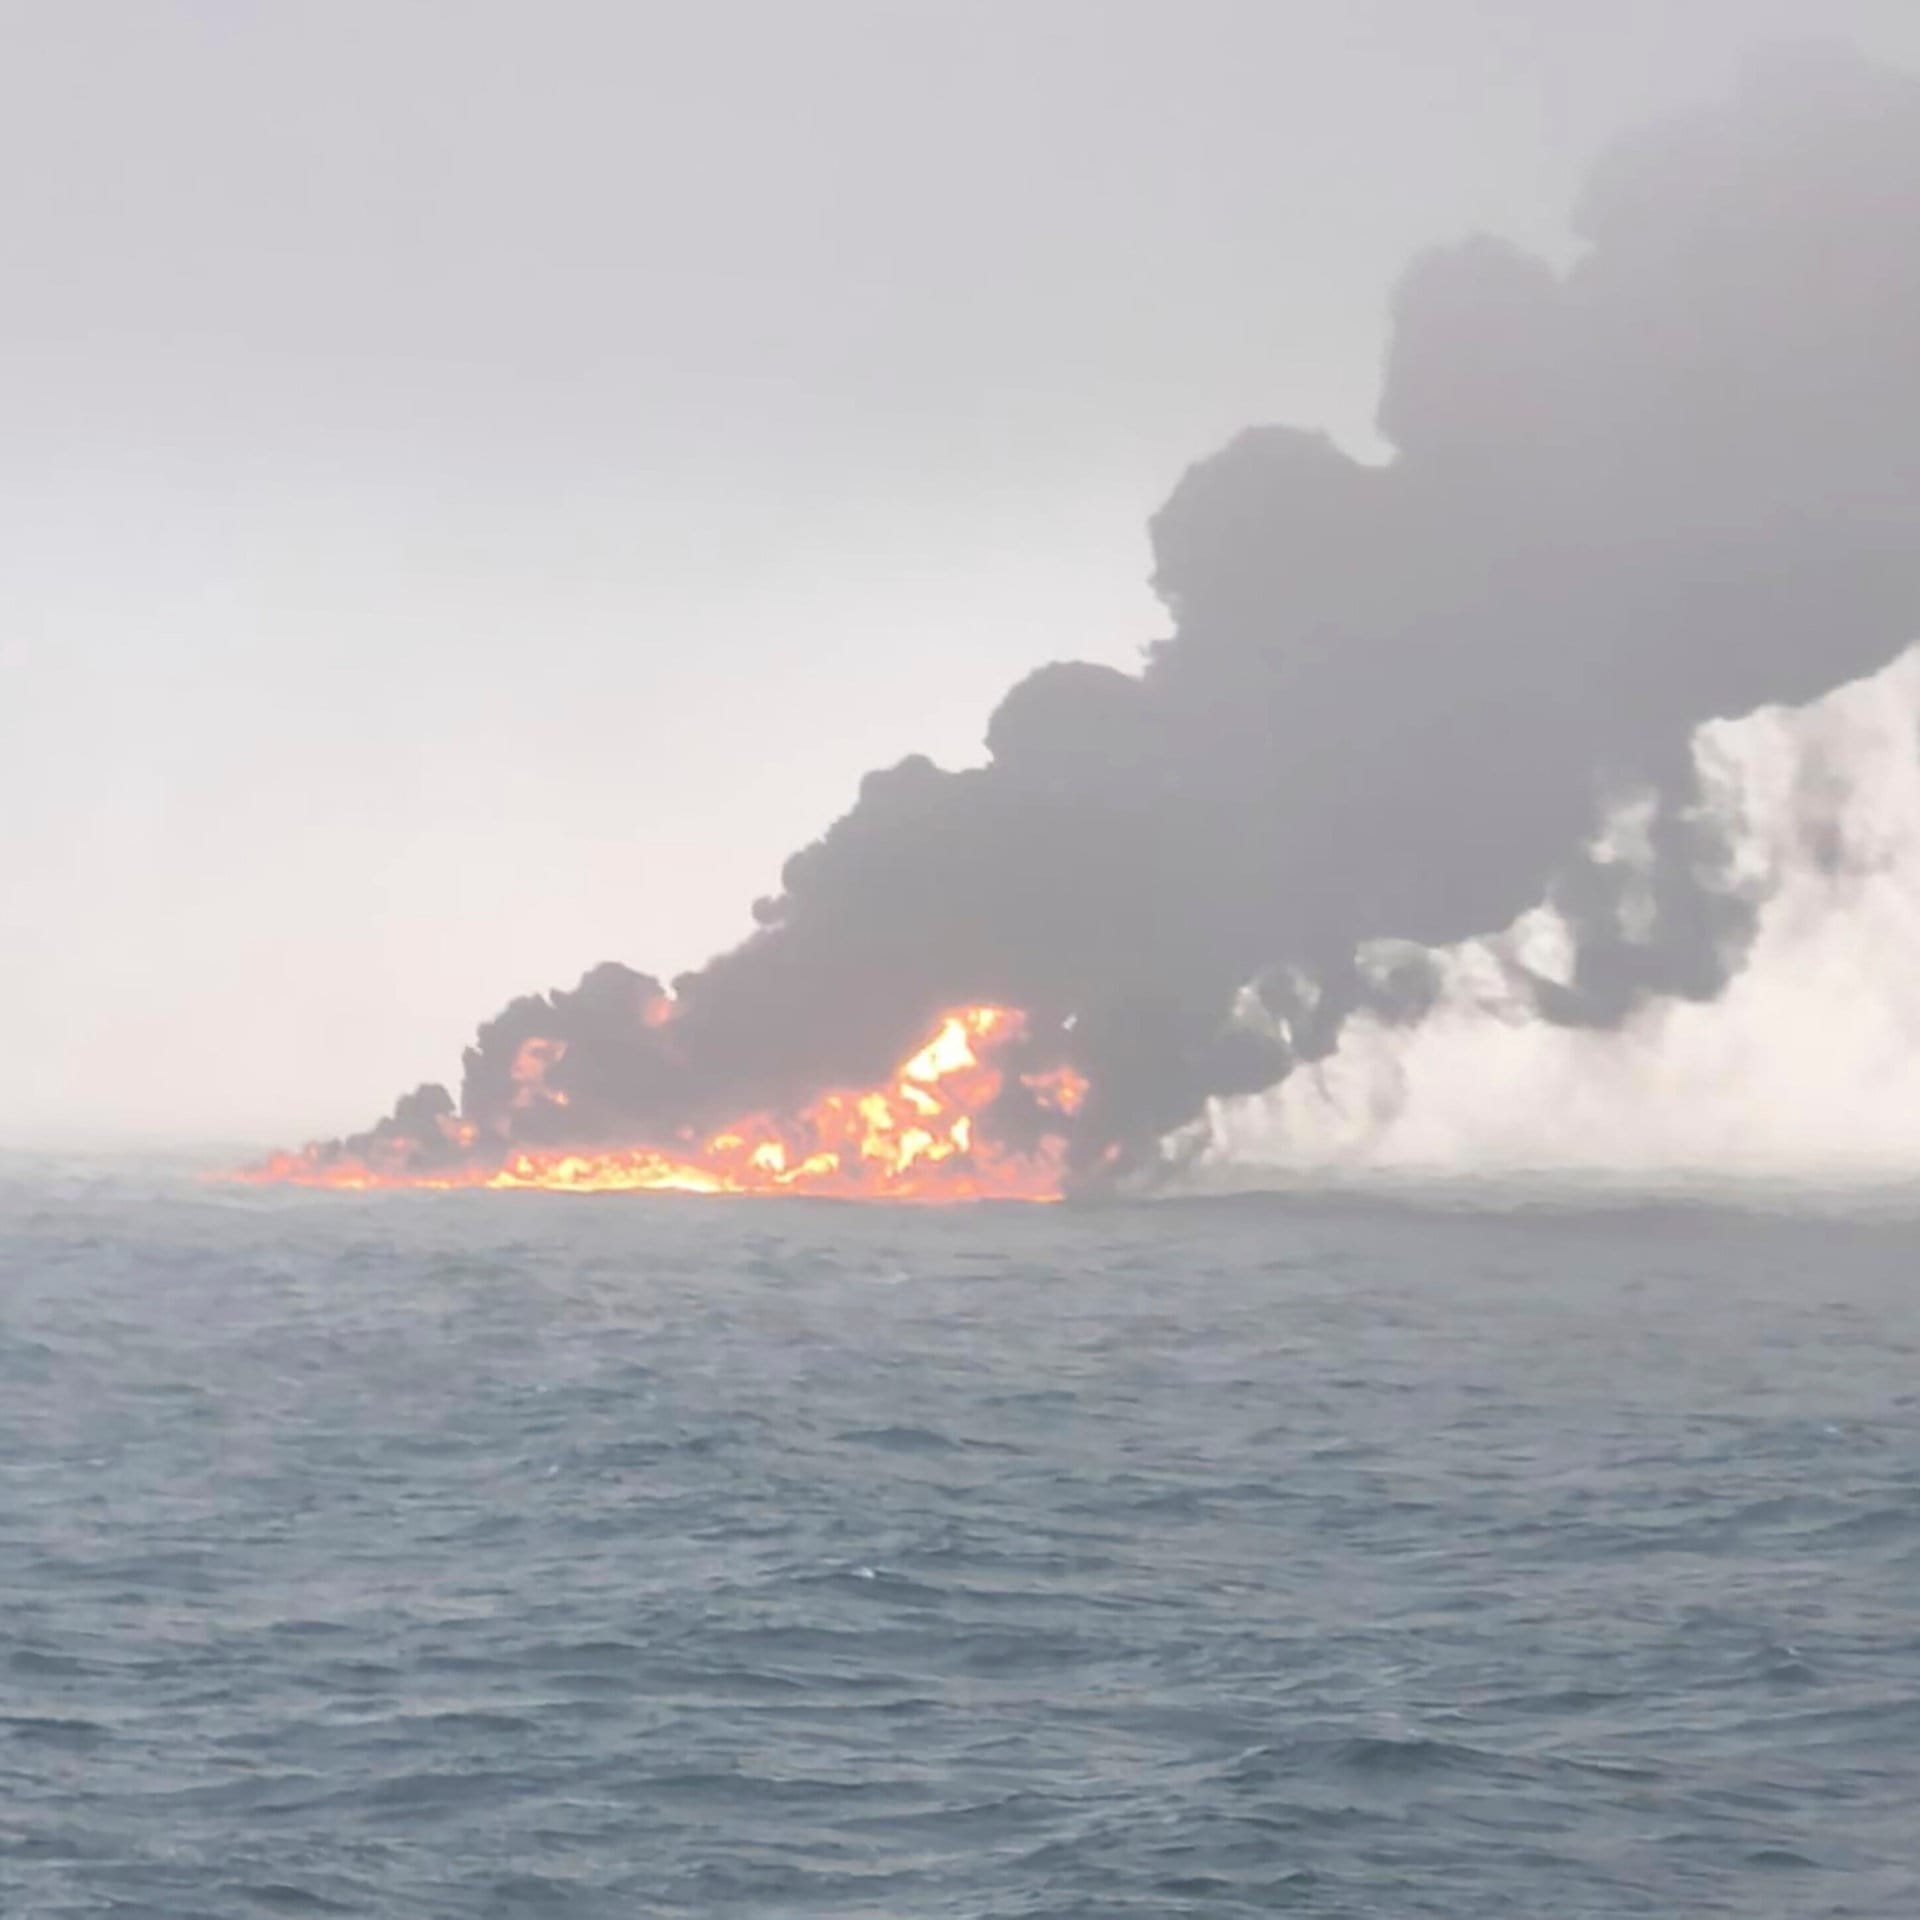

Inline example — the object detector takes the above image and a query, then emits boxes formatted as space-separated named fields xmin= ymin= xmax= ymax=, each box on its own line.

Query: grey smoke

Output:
xmin=1184 ymin=642 xmax=1920 ymax=1184
xmin=316 ymin=44 xmax=1920 ymax=1187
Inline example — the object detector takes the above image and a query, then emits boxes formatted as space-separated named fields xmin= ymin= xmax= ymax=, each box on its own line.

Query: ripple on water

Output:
xmin=2 ymin=1173 xmax=1919 ymax=1916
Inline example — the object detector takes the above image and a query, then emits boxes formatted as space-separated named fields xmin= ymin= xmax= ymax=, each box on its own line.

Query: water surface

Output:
xmin=3 ymin=1161 xmax=1917 ymax=1916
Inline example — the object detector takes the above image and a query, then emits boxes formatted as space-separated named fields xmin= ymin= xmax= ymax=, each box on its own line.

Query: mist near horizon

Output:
xmin=11 ymin=2 xmax=1920 ymax=1149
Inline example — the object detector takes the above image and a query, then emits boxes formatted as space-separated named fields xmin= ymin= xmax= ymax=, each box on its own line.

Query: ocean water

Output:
xmin=2 ymin=1160 xmax=1917 ymax=1918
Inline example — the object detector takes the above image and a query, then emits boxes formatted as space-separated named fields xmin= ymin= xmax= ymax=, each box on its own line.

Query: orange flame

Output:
xmin=509 ymin=1036 xmax=570 ymax=1110
xmin=240 ymin=1005 xmax=1086 ymax=1203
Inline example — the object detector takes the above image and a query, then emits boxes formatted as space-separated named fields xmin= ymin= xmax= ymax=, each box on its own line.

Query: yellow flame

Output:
xmin=240 ymin=1004 xmax=1087 ymax=1203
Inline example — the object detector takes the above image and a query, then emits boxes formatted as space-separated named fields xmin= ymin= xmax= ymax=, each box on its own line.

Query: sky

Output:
xmin=7 ymin=0 xmax=1920 ymax=1145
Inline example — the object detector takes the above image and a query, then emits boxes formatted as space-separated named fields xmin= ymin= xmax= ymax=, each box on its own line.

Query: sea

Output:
xmin=2 ymin=1156 xmax=1917 ymax=1918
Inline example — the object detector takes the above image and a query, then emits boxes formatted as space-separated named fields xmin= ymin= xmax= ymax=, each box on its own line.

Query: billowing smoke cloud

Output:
xmin=307 ymin=45 xmax=1920 ymax=1189
xmin=1179 ymin=644 xmax=1920 ymax=1186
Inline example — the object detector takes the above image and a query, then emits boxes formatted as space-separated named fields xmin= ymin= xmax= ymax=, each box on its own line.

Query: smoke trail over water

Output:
xmin=262 ymin=44 xmax=1920 ymax=1197
xmin=1182 ymin=647 xmax=1920 ymax=1186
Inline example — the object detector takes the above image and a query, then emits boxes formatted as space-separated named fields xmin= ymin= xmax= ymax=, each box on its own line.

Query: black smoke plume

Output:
xmin=303 ymin=45 xmax=1920 ymax=1189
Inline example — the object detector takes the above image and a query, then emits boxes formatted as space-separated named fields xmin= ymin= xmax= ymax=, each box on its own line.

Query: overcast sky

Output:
xmin=6 ymin=0 xmax=1919 ymax=1145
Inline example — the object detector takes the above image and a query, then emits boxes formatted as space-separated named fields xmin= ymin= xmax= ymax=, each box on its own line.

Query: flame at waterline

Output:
xmin=240 ymin=1005 xmax=1087 ymax=1202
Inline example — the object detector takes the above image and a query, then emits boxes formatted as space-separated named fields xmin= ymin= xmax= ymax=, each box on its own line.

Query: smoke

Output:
xmin=1177 ymin=645 xmax=1920 ymax=1185
xmin=296 ymin=44 xmax=1920 ymax=1188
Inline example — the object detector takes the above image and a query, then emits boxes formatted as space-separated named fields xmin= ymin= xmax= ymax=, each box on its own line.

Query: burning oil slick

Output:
xmin=254 ymin=47 xmax=1920 ymax=1202
xmin=243 ymin=1007 xmax=1089 ymax=1201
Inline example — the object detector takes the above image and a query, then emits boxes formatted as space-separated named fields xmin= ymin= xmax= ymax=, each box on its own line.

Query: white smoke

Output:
xmin=1179 ymin=644 xmax=1920 ymax=1188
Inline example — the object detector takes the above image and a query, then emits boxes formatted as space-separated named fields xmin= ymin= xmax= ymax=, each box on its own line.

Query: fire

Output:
xmin=241 ymin=1005 xmax=1087 ymax=1203
xmin=509 ymin=1036 xmax=570 ymax=1110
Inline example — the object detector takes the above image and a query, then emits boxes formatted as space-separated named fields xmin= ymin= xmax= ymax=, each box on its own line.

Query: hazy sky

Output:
xmin=7 ymin=0 xmax=1920 ymax=1144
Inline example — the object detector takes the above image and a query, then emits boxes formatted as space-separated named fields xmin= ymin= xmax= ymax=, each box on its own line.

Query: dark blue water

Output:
xmin=3 ymin=1160 xmax=1918 ymax=1917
